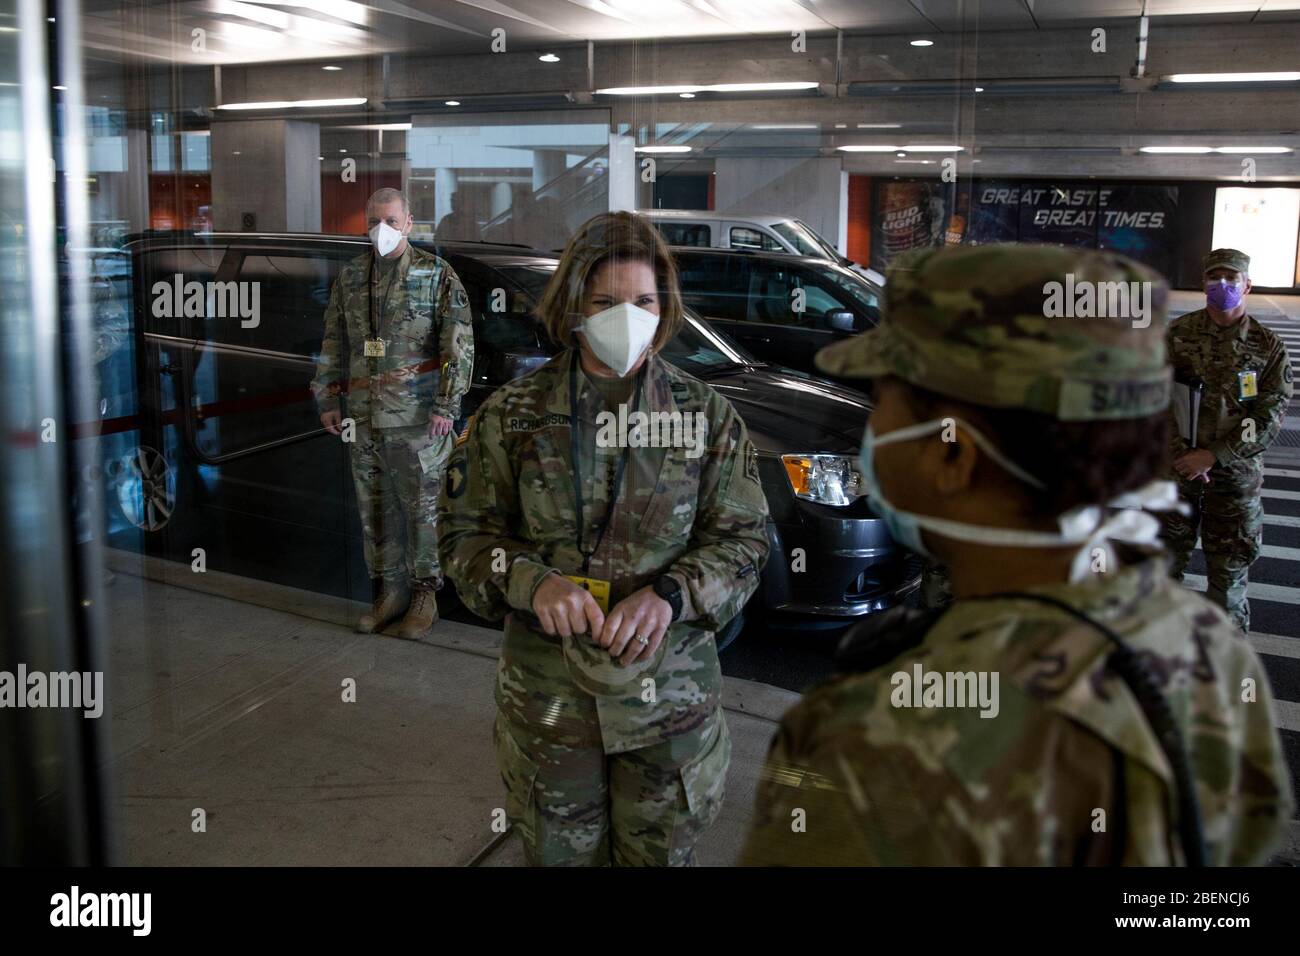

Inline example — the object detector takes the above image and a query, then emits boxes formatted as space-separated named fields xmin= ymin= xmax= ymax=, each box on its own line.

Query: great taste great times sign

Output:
xmin=871 ymin=180 xmax=1179 ymax=277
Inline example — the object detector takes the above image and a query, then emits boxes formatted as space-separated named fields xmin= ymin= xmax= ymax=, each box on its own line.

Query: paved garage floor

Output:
xmin=101 ymin=553 xmax=796 ymax=866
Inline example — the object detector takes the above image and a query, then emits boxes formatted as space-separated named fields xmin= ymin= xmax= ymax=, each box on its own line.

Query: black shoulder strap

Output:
xmin=973 ymin=590 xmax=1206 ymax=867
xmin=833 ymin=604 xmax=948 ymax=673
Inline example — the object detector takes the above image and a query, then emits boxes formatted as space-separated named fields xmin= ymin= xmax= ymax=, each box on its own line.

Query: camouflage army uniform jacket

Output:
xmin=740 ymin=558 xmax=1293 ymax=865
xmin=311 ymin=244 xmax=474 ymax=428
xmin=1168 ymin=310 xmax=1293 ymax=480
xmin=438 ymin=349 xmax=770 ymax=754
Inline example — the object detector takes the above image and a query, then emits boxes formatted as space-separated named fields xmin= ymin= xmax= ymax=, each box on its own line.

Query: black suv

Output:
xmin=86 ymin=233 xmax=918 ymax=638
xmin=672 ymin=247 xmax=883 ymax=377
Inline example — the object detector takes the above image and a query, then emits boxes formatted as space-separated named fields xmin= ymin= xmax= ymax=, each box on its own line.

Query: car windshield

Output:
xmin=493 ymin=262 xmax=759 ymax=375
xmin=771 ymin=219 xmax=840 ymax=260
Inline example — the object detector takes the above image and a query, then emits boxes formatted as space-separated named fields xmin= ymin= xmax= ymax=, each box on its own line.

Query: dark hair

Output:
xmin=898 ymin=381 xmax=1170 ymax=517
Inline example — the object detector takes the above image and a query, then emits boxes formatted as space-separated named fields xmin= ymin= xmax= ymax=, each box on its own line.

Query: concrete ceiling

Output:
xmin=83 ymin=0 xmax=1300 ymax=66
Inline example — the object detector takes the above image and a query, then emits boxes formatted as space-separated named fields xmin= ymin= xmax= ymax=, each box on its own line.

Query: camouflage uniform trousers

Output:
xmin=491 ymin=708 xmax=732 ymax=866
xmin=1160 ymin=462 xmax=1263 ymax=631
xmin=348 ymin=421 xmax=452 ymax=584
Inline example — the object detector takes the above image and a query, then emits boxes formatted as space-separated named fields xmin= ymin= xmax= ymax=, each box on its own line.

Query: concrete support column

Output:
xmin=434 ymin=168 xmax=457 ymax=226
xmin=713 ymin=156 xmax=847 ymax=253
xmin=607 ymin=133 xmax=636 ymax=213
xmin=532 ymin=149 xmax=567 ymax=191
xmin=210 ymin=119 xmax=321 ymax=232
xmin=122 ymin=128 xmax=151 ymax=233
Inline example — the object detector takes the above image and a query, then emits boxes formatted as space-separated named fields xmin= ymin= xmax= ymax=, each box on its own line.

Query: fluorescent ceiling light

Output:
xmin=322 ymin=65 xmax=342 ymax=71
xmin=896 ymin=159 xmax=936 ymax=164
xmin=858 ymin=123 xmax=901 ymax=129
xmin=751 ymin=123 xmax=818 ymax=130
xmin=903 ymin=144 xmax=963 ymax=152
xmin=595 ymin=82 xmax=818 ymax=95
xmin=838 ymin=145 xmax=900 ymax=152
xmin=1165 ymin=72 xmax=1300 ymax=83
xmin=335 ymin=123 xmax=412 ymax=131
xmin=1212 ymin=146 xmax=1292 ymax=154
xmin=1139 ymin=146 xmax=1213 ymax=154
xmin=636 ymin=146 xmax=691 ymax=153
xmin=216 ymin=97 xmax=366 ymax=110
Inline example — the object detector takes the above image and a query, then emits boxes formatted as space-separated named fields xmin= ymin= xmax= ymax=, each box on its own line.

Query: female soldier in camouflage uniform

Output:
xmin=438 ymin=212 xmax=770 ymax=866
xmin=741 ymin=244 xmax=1292 ymax=866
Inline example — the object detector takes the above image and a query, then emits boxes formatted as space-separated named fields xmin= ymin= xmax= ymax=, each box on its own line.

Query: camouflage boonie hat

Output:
xmin=562 ymin=628 xmax=668 ymax=697
xmin=816 ymin=243 xmax=1172 ymax=421
xmin=1203 ymin=248 xmax=1250 ymax=276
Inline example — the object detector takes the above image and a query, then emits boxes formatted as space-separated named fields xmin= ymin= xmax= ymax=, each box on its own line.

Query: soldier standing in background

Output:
xmin=312 ymin=188 xmax=475 ymax=639
xmin=1160 ymin=249 xmax=1292 ymax=632
xmin=740 ymin=244 xmax=1292 ymax=866
xmin=439 ymin=212 xmax=769 ymax=865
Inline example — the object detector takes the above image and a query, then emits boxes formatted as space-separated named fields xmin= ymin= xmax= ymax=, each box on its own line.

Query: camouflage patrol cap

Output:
xmin=815 ymin=243 xmax=1172 ymax=421
xmin=1203 ymin=248 xmax=1250 ymax=276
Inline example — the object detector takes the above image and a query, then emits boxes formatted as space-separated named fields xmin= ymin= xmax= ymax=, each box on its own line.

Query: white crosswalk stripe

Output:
xmin=1262 ymin=488 xmax=1300 ymax=501
xmin=1265 ymin=468 xmax=1300 ymax=479
xmin=1182 ymin=573 xmax=1300 ymax=605
xmin=1263 ymin=513 xmax=1300 ymax=529
xmin=1250 ymin=632 xmax=1300 ymax=660
xmin=1262 ymin=545 xmax=1300 ymax=562
xmin=1276 ymin=701 xmax=1300 ymax=734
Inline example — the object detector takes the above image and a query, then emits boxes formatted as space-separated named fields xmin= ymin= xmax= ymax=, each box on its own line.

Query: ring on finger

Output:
xmin=635 ymin=633 xmax=649 ymax=645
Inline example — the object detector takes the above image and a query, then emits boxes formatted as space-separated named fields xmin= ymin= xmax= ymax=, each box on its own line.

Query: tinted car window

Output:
xmin=730 ymin=226 xmax=782 ymax=252
xmin=746 ymin=260 xmax=810 ymax=326
xmin=675 ymin=251 xmax=750 ymax=321
xmin=657 ymin=222 xmax=711 ymax=246
xmin=231 ymin=252 xmax=345 ymax=355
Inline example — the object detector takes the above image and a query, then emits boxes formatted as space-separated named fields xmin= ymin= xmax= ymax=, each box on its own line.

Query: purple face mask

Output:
xmin=1205 ymin=278 xmax=1244 ymax=312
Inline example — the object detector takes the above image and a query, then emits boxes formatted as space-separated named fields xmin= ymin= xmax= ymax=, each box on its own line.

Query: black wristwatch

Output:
xmin=653 ymin=574 xmax=683 ymax=623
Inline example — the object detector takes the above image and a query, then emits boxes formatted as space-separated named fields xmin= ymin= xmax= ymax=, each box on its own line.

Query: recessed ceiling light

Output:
xmin=317 ymin=156 xmax=324 ymax=160
xmin=53 ymin=85 xmax=67 ymax=91
xmin=679 ymin=92 xmax=695 ymax=99
xmin=339 ymin=148 xmax=347 ymax=153
xmin=910 ymin=39 xmax=933 ymax=47
xmin=47 ymin=16 xmax=55 ymax=22
xmin=538 ymin=53 xmax=560 ymax=63
xmin=834 ymin=123 xmax=846 ymax=129
xmin=445 ymin=100 xmax=460 ymax=106
xmin=322 ymin=65 xmax=342 ymax=72
xmin=975 ymin=87 xmax=984 ymax=92
xmin=895 ymin=151 xmax=906 ymax=157
xmin=232 ymin=150 xmax=241 ymax=155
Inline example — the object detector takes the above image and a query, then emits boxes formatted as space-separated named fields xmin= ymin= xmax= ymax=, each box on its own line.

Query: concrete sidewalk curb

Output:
xmin=103 ymin=548 xmax=802 ymax=725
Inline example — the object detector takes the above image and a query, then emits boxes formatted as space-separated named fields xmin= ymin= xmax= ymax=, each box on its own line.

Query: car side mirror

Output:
xmin=496 ymin=347 xmax=550 ymax=384
xmin=826 ymin=309 xmax=856 ymax=332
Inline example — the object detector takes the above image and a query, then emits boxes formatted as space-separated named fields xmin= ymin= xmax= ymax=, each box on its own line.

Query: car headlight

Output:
xmin=781 ymin=454 xmax=866 ymax=507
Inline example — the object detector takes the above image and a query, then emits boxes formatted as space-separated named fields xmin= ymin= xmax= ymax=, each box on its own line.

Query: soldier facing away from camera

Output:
xmin=739 ymin=244 xmax=1292 ymax=866
xmin=439 ymin=211 xmax=769 ymax=866
xmin=311 ymin=187 xmax=475 ymax=638
xmin=1159 ymin=248 xmax=1292 ymax=633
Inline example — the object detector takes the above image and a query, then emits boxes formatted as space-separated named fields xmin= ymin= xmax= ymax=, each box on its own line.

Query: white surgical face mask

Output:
xmin=579 ymin=302 xmax=659 ymax=377
xmin=860 ymin=417 xmax=1186 ymax=582
xmin=369 ymin=221 xmax=403 ymax=258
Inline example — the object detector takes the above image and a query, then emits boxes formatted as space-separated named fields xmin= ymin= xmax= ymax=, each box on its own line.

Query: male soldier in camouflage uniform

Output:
xmin=439 ymin=211 xmax=770 ymax=865
xmin=312 ymin=188 xmax=474 ymax=638
xmin=740 ymin=244 xmax=1293 ymax=866
xmin=1160 ymin=249 xmax=1292 ymax=632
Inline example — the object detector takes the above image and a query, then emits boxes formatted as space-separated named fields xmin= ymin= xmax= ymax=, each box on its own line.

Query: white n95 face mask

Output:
xmin=579 ymin=302 xmax=659 ymax=377
xmin=369 ymin=221 xmax=403 ymax=257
